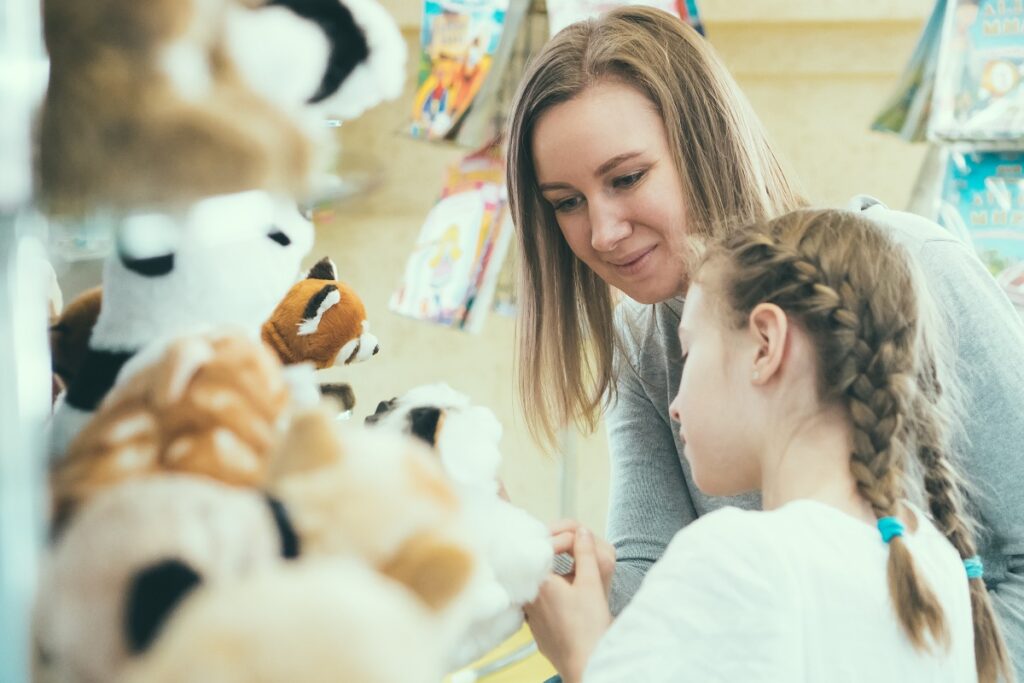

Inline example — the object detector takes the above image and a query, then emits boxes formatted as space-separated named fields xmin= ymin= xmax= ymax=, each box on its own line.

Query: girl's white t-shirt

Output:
xmin=585 ymin=500 xmax=976 ymax=682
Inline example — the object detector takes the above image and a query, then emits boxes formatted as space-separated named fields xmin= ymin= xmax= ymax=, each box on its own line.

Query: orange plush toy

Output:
xmin=262 ymin=256 xmax=379 ymax=370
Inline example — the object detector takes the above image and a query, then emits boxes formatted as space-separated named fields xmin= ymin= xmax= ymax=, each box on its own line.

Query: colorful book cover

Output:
xmin=937 ymin=149 xmax=1024 ymax=315
xmin=411 ymin=0 xmax=509 ymax=141
xmin=546 ymin=0 xmax=699 ymax=37
xmin=929 ymin=0 xmax=1024 ymax=145
xmin=390 ymin=142 xmax=513 ymax=331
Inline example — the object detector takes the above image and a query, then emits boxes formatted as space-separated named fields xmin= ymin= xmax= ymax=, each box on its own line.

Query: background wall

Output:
xmin=57 ymin=1 xmax=935 ymax=538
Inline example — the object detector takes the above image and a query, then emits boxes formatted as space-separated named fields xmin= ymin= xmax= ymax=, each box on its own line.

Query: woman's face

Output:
xmin=531 ymin=80 xmax=690 ymax=304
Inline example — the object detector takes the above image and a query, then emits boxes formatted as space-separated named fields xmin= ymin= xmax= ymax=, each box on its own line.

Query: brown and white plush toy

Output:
xmin=116 ymin=559 xmax=444 ymax=683
xmin=36 ymin=412 xmax=481 ymax=683
xmin=50 ymin=332 xmax=291 ymax=529
xmin=38 ymin=0 xmax=406 ymax=215
xmin=367 ymin=383 xmax=554 ymax=667
xmin=262 ymin=256 xmax=380 ymax=370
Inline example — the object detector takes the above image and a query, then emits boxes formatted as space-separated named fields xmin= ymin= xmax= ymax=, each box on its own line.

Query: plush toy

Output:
xmin=37 ymin=412 xmax=481 ymax=683
xmin=49 ymin=190 xmax=313 ymax=457
xmin=262 ymin=256 xmax=379 ymax=370
xmin=117 ymin=560 xmax=444 ymax=683
xmin=34 ymin=475 xmax=291 ymax=683
xmin=50 ymin=332 xmax=291 ymax=529
xmin=38 ymin=0 xmax=405 ymax=215
xmin=366 ymin=383 xmax=554 ymax=666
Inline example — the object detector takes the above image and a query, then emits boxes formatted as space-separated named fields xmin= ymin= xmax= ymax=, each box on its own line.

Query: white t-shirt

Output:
xmin=585 ymin=500 xmax=976 ymax=682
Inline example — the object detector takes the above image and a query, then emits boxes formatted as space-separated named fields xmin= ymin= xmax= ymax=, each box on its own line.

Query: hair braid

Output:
xmin=910 ymin=365 xmax=1014 ymax=682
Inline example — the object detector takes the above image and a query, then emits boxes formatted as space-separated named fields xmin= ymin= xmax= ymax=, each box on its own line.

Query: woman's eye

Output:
xmin=613 ymin=170 xmax=645 ymax=189
xmin=552 ymin=196 xmax=582 ymax=213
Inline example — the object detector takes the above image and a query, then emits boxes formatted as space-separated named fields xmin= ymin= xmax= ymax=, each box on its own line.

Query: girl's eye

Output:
xmin=613 ymin=170 xmax=646 ymax=189
xmin=552 ymin=196 xmax=583 ymax=213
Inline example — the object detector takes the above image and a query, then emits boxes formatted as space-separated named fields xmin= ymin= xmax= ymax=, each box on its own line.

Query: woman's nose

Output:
xmin=589 ymin=201 xmax=630 ymax=252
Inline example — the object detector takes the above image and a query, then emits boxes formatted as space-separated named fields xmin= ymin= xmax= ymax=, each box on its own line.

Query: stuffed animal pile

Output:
xmin=35 ymin=0 xmax=554 ymax=679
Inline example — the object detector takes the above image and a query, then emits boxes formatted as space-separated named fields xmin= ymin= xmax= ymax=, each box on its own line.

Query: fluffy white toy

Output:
xmin=117 ymin=559 xmax=444 ymax=683
xmin=50 ymin=190 xmax=313 ymax=457
xmin=366 ymin=383 xmax=554 ymax=667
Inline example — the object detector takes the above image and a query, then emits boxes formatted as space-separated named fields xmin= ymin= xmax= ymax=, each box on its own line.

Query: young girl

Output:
xmin=524 ymin=209 xmax=1013 ymax=682
xmin=507 ymin=5 xmax=1024 ymax=672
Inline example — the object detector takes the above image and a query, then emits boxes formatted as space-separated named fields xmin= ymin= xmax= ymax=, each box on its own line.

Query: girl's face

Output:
xmin=531 ymin=80 xmax=690 ymax=304
xmin=668 ymin=281 xmax=761 ymax=496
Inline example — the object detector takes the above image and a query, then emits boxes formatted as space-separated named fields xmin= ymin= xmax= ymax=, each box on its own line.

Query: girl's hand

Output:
xmin=549 ymin=519 xmax=616 ymax=597
xmin=526 ymin=527 xmax=613 ymax=683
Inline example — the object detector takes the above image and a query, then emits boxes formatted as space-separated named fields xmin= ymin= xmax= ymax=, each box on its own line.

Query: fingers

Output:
xmin=571 ymin=527 xmax=602 ymax=588
xmin=548 ymin=518 xmax=582 ymax=535
xmin=552 ymin=530 xmax=576 ymax=554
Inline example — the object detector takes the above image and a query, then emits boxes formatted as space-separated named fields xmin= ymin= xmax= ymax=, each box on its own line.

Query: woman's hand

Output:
xmin=549 ymin=519 xmax=616 ymax=597
xmin=526 ymin=527 xmax=613 ymax=683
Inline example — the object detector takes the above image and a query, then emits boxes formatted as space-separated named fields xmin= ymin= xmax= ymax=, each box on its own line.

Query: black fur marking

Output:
xmin=306 ymin=256 xmax=338 ymax=281
xmin=125 ymin=560 xmax=202 ymax=654
xmin=268 ymin=228 xmax=291 ymax=246
xmin=265 ymin=495 xmax=301 ymax=559
xmin=318 ymin=382 xmax=355 ymax=410
xmin=408 ymin=407 xmax=442 ymax=446
xmin=121 ymin=254 xmax=175 ymax=277
xmin=364 ymin=398 xmax=397 ymax=425
xmin=302 ymin=284 xmax=338 ymax=321
xmin=64 ymin=348 xmax=136 ymax=410
xmin=269 ymin=0 xmax=370 ymax=104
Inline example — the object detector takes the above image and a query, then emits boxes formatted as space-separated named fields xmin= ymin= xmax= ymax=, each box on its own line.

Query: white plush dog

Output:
xmin=366 ymin=383 xmax=554 ymax=667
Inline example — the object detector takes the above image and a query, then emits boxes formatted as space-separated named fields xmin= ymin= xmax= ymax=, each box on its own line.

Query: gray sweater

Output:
xmin=606 ymin=196 xmax=1024 ymax=673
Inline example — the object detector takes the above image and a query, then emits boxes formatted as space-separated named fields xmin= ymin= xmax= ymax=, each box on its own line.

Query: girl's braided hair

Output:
xmin=698 ymin=208 xmax=1011 ymax=682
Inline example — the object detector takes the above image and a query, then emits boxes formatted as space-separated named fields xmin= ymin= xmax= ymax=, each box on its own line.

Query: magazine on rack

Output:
xmin=929 ymin=0 xmax=1024 ymax=145
xmin=410 ymin=0 xmax=510 ymax=142
xmin=936 ymin=149 xmax=1024 ymax=316
xmin=390 ymin=141 xmax=513 ymax=332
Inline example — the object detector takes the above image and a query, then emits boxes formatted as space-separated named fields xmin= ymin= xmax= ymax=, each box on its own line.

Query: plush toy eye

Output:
xmin=267 ymin=228 xmax=291 ymax=246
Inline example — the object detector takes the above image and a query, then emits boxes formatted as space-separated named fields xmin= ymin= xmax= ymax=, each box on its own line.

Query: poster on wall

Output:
xmin=929 ymin=0 xmax=1024 ymax=145
xmin=937 ymin=149 xmax=1024 ymax=317
xmin=410 ymin=0 xmax=510 ymax=141
xmin=547 ymin=0 xmax=703 ymax=37
xmin=390 ymin=141 xmax=513 ymax=332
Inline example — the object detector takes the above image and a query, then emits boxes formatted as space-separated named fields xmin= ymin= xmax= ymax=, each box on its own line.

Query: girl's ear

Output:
xmin=747 ymin=303 xmax=788 ymax=385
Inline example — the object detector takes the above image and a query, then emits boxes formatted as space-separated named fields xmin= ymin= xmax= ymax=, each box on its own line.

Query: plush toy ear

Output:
xmin=364 ymin=397 xmax=397 ymax=425
xmin=124 ymin=559 xmax=202 ymax=654
xmin=306 ymin=256 xmax=338 ymax=281
xmin=407 ymin=407 xmax=443 ymax=447
xmin=297 ymin=284 xmax=341 ymax=336
xmin=318 ymin=382 xmax=355 ymax=410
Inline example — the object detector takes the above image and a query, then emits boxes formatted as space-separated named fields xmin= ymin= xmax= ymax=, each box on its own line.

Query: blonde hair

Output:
xmin=698 ymin=208 xmax=1012 ymax=683
xmin=507 ymin=6 xmax=806 ymax=449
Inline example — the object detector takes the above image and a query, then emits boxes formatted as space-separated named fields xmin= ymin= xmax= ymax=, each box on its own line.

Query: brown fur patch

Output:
xmin=50 ymin=287 xmax=102 ymax=384
xmin=51 ymin=334 xmax=289 ymax=525
xmin=380 ymin=532 xmax=475 ymax=610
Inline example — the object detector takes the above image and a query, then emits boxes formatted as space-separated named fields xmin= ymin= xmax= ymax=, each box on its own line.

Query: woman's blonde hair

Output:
xmin=507 ymin=6 xmax=806 ymax=449
xmin=697 ymin=208 xmax=1012 ymax=683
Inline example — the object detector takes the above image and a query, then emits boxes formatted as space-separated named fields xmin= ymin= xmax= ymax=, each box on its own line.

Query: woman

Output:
xmin=506 ymin=5 xmax=1024 ymax=675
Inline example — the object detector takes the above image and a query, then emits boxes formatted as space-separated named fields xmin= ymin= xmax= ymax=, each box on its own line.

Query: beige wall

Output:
xmin=313 ymin=0 xmax=934 ymax=535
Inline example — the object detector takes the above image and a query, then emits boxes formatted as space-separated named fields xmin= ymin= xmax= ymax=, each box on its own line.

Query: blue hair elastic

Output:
xmin=964 ymin=556 xmax=984 ymax=580
xmin=877 ymin=516 xmax=905 ymax=544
